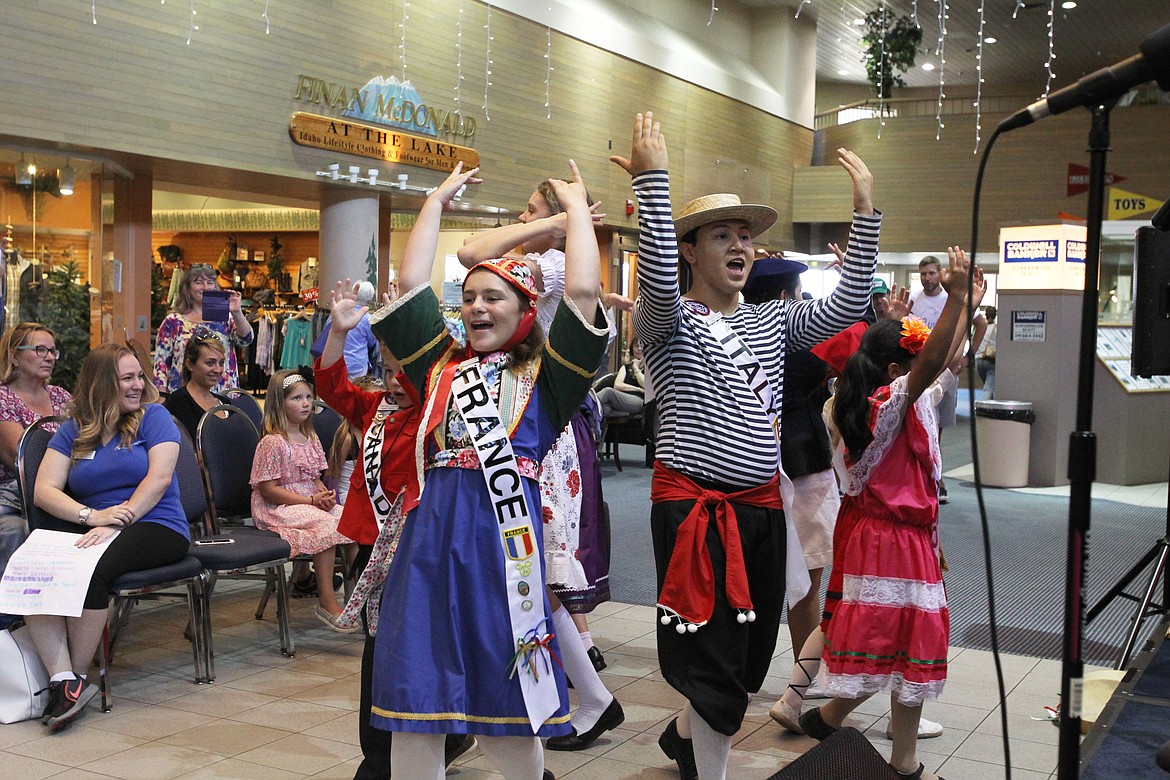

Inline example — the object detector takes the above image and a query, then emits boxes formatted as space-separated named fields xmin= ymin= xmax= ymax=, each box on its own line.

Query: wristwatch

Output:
xmin=78 ymin=507 xmax=92 ymax=526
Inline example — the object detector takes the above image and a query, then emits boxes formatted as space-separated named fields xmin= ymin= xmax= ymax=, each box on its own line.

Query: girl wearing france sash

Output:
xmin=367 ymin=161 xmax=608 ymax=780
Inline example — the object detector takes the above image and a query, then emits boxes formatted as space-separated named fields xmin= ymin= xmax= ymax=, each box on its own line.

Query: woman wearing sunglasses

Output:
xmin=0 ymin=323 xmax=73 ymax=577
xmin=153 ymin=263 xmax=254 ymax=393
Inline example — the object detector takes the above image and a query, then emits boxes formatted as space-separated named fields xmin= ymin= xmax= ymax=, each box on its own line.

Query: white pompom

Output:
xmin=736 ymin=612 xmax=747 ymax=624
xmin=676 ymin=622 xmax=686 ymax=634
xmin=747 ymin=610 xmax=757 ymax=622
xmin=660 ymin=614 xmax=671 ymax=626
xmin=686 ymin=623 xmax=698 ymax=633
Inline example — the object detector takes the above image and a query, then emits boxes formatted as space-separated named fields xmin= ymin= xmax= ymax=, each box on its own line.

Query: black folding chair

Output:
xmin=311 ymin=400 xmax=344 ymax=454
xmin=195 ymin=404 xmax=292 ymax=634
xmin=222 ymin=387 xmax=264 ymax=431
xmin=175 ymin=415 xmax=293 ymax=679
xmin=16 ymin=416 xmax=207 ymax=710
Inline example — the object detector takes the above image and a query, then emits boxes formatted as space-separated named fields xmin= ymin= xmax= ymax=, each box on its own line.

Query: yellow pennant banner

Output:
xmin=1107 ymin=187 xmax=1164 ymax=220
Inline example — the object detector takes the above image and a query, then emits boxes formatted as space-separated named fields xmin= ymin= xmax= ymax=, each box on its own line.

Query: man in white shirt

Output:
xmin=911 ymin=256 xmax=985 ymax=503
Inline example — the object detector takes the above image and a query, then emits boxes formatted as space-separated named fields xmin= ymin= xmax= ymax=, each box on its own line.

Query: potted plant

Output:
xmin=40 ymin=259 xmax=91 ymax=392
xmin=267 ymin=235 xmax=284 ymax=289
xmin=861 ymin=8 xmax=922 ymax=100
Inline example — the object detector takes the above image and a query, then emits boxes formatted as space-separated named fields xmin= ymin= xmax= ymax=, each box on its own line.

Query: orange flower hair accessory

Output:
xmin=899 ymin=316 xmax=931 ymax=356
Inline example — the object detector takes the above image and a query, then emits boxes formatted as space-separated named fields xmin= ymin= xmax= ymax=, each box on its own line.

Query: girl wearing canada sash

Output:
xmin=366 ymin=161 xmax=607 ymax=780
xmin=799 ymin=248 xmax=984 ymax=780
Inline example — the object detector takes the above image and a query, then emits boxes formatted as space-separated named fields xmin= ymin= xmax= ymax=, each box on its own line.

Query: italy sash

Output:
xmin=450 ymin=357 xmax=559 ymax=733
xmin=698 ymin=304 xmax=811 ymax=606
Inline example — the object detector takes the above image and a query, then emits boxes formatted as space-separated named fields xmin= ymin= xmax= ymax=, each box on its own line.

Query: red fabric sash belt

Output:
xmin=652 ymin=462 xmax=782 ymax=629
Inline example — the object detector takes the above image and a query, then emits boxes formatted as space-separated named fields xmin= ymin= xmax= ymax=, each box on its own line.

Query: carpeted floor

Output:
xmin=599 ymin=400 xmax=1168 ymax=667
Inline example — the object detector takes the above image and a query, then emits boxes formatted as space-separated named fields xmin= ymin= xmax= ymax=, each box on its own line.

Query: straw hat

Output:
xmin=674 ymin=194 xmax=777 ymax=240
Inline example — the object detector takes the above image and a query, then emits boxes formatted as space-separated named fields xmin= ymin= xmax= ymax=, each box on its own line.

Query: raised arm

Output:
xmin=457 ymin=219 xmax=555 ymax=268
xmin=547 ymin=160 xmax=600 ymax=320
xmin=397 ymin=163 xmax=482 ymax=291
xmin=787 ymin=149 xmax=880 ymax=348
xmin=906 ymin=247 xmax=978 ymax=402
xmin=610 ymin=111 xmax=677 ymax=346
xmin=320 ymin=279 xmax=368 ymax=371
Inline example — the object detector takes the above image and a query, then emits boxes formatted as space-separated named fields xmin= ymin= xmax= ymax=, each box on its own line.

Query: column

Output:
xmin=318 ymin=189 xmax=379 ymax=304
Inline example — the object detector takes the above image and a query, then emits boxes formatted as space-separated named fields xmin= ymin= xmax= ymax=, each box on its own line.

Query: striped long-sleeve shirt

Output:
xmin=632 ymin=170 xmax=881 ymax=489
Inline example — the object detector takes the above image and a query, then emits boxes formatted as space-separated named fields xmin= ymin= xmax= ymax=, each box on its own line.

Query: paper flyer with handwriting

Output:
xmin=0 ymin=529 xmax=119 ymax=616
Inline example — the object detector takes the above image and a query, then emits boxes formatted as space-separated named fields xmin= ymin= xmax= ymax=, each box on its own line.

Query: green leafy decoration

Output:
xmin=40 ymin=260 xmax=90 ymax=393
xmin=861 ymin=9 xmax=923 ymax=99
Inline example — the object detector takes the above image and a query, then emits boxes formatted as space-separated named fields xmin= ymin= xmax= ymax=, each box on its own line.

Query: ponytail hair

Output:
xmin=832 ymin=319 xmax=914 ymax=459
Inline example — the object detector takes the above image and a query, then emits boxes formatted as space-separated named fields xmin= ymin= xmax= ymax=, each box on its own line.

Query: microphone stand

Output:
xmin=1059 ymin=95 xmax=1118 ymax=780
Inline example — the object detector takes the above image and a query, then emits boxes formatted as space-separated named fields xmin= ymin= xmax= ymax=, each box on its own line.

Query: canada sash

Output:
xmin=362 ymin=397 xmax=398 ymax=528
xmin=450 ymin=357 xmax=559 ymax=733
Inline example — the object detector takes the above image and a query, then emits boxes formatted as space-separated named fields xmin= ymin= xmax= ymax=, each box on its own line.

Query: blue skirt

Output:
xmin=369 ymin=466 xmax=572 ymax=737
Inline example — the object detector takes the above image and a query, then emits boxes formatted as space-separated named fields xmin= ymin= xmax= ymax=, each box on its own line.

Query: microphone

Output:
xmin=998 ymin=22 xmax=1170 ymax=133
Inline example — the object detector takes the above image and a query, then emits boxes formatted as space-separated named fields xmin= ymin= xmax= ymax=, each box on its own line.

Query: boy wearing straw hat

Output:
xmin=610 ymin=112 xmax=880 ymax=780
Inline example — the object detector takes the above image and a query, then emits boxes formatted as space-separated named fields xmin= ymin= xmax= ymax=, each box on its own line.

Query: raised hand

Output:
xmin=971 ymin=265 xmax=988 ymax=309
xmin=546 ymin=159 xmax=590 ymax=212
xmin=428 ymin=162 xmax=482 ymax=210
xmin=942 ymin=246 xmax=971 ymax=298
xmin=609 ymin=111 xmax=668 ymax=177
xmin=329 ymin=278 xmax=368 ymax=334
xmin=825 ymin=242 xmax=846 ymax=272
xmin=836 ymin=148 xmax=874 ymax=216
xmin=886 ymin=283 xmax=913 ymax=321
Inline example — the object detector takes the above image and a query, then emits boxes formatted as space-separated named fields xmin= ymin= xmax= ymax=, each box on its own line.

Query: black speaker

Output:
xmin=767 ymin=727 xmax=901 ymax=780
xmin=1132 ymin=226 xmax=1170 ymax=378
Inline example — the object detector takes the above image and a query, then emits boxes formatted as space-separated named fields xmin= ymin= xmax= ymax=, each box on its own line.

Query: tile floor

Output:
xmin=0 ymin=577 xmax=1074 ymax=780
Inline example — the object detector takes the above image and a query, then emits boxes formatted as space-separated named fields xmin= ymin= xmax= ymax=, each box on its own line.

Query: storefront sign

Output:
xmin=289 ymin=112 xmax=480 ymax=172
xmin=293 ymin=74 xmax=475 ymax=140
xmin=1011 ymin=311 xmax=1047 ymax=343
xmin=1067 ymin=163 xmax=1125 ymax=198
xmin=998 ymin=224 xmax=1087 ymax=291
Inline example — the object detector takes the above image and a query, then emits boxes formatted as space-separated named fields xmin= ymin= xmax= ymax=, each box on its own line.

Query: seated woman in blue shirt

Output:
xmin=24 ymin=342 xmax=190 ymax=733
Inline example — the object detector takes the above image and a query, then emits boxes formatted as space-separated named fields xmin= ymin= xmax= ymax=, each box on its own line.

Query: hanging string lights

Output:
xmin=708 ymin=0 xmax=719 ymax=26
xmin=454 ymin=3 xmax=464 ymax=115
xmin=974 ymin=0 xmax=986 ymax=152
xmin=544 ymin=25 xmax=553 ymax=119
xmin=933 ymin=0 xmax=948 ymax=140
xmin=1043 ymin=0 xmax=1056 ymax=96
xmin=186 ymin=0 xmax=199 ymax=46
xmin=877 ymin=4 xmax=887 ymax=139
xmin=794 ymin=0 xmax=811 ymax=20
xmin=262 ymin=0 xmax=271 ymax=35
xmin=399 ymin=1 xmax=410 ymax=81
xmin=483 ymin=4 xmax=494 ymax=121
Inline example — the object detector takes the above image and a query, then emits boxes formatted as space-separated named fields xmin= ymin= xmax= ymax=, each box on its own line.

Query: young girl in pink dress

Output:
xmin=250 ymin=369 xmax=356 ymax=633
xmin=797 ymin=248 xmax=984 ymax=780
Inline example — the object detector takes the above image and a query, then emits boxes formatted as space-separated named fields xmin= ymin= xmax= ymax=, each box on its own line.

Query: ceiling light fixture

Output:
xmin=58 ymin=160 xmax=75 ymax=196
xmin=838 ymin=68 xmax=851 ymax=76
xmin=984 ymin=36 xmax=998 ymax=43
xmin=921 ymin=62 xmax=936 ymax=71
xmin=1061 ymin=1 xmax=1076 ymax=8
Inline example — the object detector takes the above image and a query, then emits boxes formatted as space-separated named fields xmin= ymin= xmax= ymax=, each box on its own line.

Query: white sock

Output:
xmin=50 ymin=672 xmax=78 ymax=683
xmin=552 ymin=605 xmax=612 ymax=732
xmin=579 ymin=630 xmax=595 ymax=650
xmin=477 ymin=735 xmax=542 ymax=780
xmin=691 ymin=709 xmax=732 ymax=780
xmin=389 ymin=732 xmax=444 ymax=780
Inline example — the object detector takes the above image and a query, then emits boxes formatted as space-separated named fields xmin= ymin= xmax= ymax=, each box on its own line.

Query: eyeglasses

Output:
xmin=17 ymin=345 xmax=60 ymax=359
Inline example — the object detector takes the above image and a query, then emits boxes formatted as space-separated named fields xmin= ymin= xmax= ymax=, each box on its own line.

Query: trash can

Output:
xmin=974 ymin=400 xmax=1036 ymax=488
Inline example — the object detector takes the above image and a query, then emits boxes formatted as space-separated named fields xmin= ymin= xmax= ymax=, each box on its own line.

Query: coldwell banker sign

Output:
xmin=289 ymin=73 xmax=479 ymax=172
xmin=998 ymin=224 xmax=1088 ymax=291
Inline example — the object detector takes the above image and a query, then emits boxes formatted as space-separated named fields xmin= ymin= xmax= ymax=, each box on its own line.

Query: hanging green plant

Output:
xmin=861 ymin=8 xmax=922 ymax=99
xmin=267 ymin=234 xmax=284 ymax=281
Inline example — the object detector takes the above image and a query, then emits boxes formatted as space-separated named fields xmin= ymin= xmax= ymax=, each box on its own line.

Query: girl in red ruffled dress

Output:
xmin=798 ymin=247 xmax=984 ymax=780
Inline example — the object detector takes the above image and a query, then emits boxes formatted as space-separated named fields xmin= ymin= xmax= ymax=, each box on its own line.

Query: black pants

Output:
xmin=68 ymin=521 xmax=189 ymax=610
xmin=651 ymin=481 xmax=786 ymax=736
xmin=353 ymin=545 xmax=392 ymax=780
